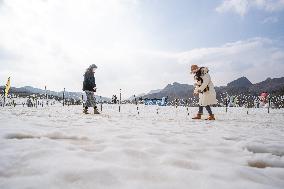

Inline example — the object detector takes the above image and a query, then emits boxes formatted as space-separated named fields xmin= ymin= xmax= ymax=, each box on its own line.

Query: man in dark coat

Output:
xmin=83 ymin=64 xmax=100 ymax=114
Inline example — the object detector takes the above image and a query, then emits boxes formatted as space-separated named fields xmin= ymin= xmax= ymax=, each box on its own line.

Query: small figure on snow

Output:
xmin=26 ymin=97 xmax=33 ymax=107
xmin=191 ymin=65 xmax=217 ymax=120
xmin=83 ymin=64 xmax=100 ymax=114
xmin=112 ymin=95 xmax=118 ymax=104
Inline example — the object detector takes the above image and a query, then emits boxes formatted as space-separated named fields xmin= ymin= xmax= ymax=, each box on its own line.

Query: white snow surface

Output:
xmin=0 ymin=105 xmax=284 ymax=189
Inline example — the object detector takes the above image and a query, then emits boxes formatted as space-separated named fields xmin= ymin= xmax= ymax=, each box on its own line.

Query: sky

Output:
xmin=1 ymin=0 xmax=284 ymax=98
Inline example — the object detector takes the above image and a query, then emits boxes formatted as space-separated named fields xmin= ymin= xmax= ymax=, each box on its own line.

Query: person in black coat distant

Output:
xmin=83 ymin=64 xmax=100 ymax=114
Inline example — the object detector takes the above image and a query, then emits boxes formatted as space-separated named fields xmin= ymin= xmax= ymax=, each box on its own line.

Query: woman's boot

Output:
xmin=192 ymin=113 xmax=202 ymax=119
xmin=205 ymin=114 xmax=215 ymax=120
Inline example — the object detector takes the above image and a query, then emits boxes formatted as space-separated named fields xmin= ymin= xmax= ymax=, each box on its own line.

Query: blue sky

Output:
xmin=0 ymin=0 xmax=284 ymax=97
xmin=136 ymin=0 xmax=284 ymax=49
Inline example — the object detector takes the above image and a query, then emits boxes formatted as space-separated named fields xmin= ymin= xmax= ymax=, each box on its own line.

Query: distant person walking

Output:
xmin=191 ymin=65 xmax=217 ymax=120
xmin=83 ymin=64 xmax=100 ymax=114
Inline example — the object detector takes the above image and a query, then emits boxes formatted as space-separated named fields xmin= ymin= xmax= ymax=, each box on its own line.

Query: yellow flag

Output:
xmin=5 ymin=77 xmax=11 ymax=98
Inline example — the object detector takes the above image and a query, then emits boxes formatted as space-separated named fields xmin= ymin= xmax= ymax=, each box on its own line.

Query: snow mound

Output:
xmin=246 ymin=143 xmax=284 ymax=157
xmin=5 ymin=133 xmax=40 ymax=140
xmin=5 ymin=132 xmax=89 ymax=141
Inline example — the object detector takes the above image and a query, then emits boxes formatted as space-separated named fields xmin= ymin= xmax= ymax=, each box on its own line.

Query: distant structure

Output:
xmin=144 ymin=97 xmax=168 ymax=106
xmin=228 ymin=96 xmax=239 ymax=107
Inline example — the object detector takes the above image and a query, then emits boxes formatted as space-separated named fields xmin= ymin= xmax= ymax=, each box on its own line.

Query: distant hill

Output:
xmin=148 ymin=89 xmax=162 ymax=95
xmin=249 ymin=77 xmax=284 ymax=94
xmin=143 ymin=82 xmax=194 ymax=100
xmin=128 ymin=93 xmax=146 ymax=101
xmin=227 ymin=77 xmax=252 ymax=88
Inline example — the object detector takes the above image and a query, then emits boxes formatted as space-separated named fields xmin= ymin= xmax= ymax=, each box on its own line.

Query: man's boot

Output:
xmin=205 ymin=114 xmax=215 ymax=120
xmin=192 ymin=113 xmax=202 ymax=119
xmin=83 ymin=107 xmax=89 ymax=114
xmin=93 ymin=107 xmax=100 ymax=114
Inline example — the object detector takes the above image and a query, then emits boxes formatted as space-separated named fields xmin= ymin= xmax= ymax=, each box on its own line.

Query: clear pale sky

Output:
xmin=1 ymin=0 xmax=284 ymax=98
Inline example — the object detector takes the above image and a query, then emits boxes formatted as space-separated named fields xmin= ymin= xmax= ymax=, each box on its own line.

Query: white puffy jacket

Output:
xmin=194 ymin=67 xmax=217 ymax=106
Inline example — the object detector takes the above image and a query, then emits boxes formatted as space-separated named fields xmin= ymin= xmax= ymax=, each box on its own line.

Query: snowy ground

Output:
xmin=0 ymin=104 xmax=284 ymax=189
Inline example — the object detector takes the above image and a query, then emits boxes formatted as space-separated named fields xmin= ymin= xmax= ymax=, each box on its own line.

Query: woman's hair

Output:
xmin=84 ymin=64 xmax=97 ymax=76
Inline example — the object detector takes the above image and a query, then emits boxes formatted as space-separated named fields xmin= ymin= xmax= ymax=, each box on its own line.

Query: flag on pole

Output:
xmin=5 ymin=77 xmax=11 ymax=98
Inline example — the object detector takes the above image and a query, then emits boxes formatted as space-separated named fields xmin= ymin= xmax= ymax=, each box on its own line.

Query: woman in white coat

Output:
xmin=191 ymin=65 xmax=217 ymax=120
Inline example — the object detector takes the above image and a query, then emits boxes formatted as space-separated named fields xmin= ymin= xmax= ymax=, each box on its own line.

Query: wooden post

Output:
xmin=63 ymin=88 xmax=65 ymax=106
xmin=175 ymin=99 xmax=178 ymax=108
xmin=36 ymin=97 xmax=38 ymax=108
xmin=120 ymin=89 xmax=122 ymax=103
xmin=119 ymin=89 xmax=121 ymax=112
xmin=186 ymin=99 xmax=189 ymax=116
xmin=82 ymin=95 xmax=84 ymax=108
xmin=135 ymin=95 xmax=137 ymax=106
xmin=100 ymin=96 xmax=102 ymax=112
xmin=246 ymin=96 xmax=249 ymax=115
xmin=134 ymin=95 xmax=139 ymax=115
xmin=225 ymin=97 xmax=228 ymax=113
xmin=3 ymin=88 xmax=6 ymax=107
xmin=45 ymin=86 xmax=47 ymax=99
xmin=268 ymin=96 xmax=270 ymax=114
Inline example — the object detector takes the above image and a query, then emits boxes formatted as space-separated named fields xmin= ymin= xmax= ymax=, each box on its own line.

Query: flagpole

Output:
xmin=3 ymin=87 xmax=5 ymax=107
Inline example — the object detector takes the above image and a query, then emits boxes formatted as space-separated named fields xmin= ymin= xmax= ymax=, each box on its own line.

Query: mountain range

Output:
xmin=0 ymin=86 xmax=111 ymax=101
xmin=1 ymin=76 xmax=284 ymax=102
xmin=142 ymin=77 xmax=284 ymax=101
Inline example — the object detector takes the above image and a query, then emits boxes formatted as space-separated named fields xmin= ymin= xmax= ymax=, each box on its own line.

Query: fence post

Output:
xmin=119 ymin=89 xmax=121 ymax=112
xmin=36 ymin=96 xmax=38 ymax=108
xmin=100 ymin=96 xmax=102 ymax=112
xmin=45 ymin=86 xmax=47 ymax=99
xmin=175 ymin=99 xmax=178 ymax=108
xmin=186 ymin=99 xmax=189 ymax=116
xmin=63 ymin=88 xmax=65 ymax=106
xmin=268 ymin=96 xmax=270 ymax=114
xmin=3 ymin=88 xmax=6 ymax=107
xmin=82 ymin=95 xmax=84 ymax=108
xmin=134 ymin=95 xmax=139 ymax=115
xmin=225 ymin=97 xmax=228 ymax=113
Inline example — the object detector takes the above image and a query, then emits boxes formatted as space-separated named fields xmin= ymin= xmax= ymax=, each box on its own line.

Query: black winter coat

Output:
xmin=83 ymin=72 xmax=96 ymax=92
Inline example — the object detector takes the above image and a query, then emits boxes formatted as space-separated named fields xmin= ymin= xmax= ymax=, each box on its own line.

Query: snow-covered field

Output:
xmin=0 ymin=104 xmax=284 ymax=189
